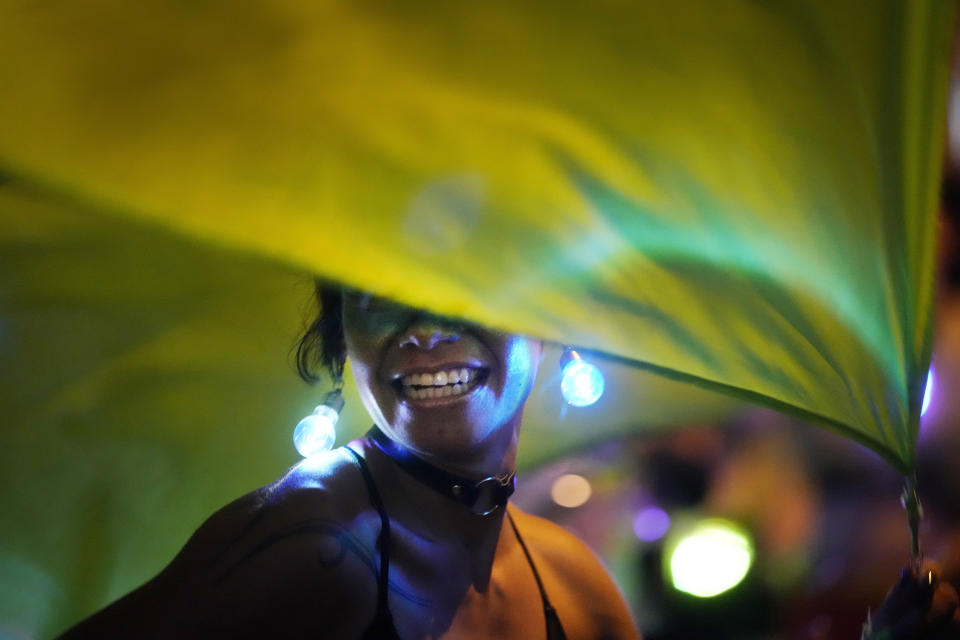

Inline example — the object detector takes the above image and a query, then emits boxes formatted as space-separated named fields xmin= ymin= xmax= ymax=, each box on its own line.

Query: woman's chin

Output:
xmin=395 ymin=411 xmax=500 ymax=458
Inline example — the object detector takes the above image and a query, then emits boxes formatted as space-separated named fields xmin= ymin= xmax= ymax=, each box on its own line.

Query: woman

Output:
xmin=59 ymin=285 xmax=959 ymax=639
xmin=59 ymin=285 xmax=640 ymax=639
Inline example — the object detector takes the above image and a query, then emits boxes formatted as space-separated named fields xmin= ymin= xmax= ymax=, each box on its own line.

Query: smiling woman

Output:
xmin=340 ymin=288 xmax=541 ymax=475
xmin=56 ymin=283 xmax=640 ymax=640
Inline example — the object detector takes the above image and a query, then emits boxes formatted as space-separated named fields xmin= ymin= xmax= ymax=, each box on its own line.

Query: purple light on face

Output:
xmin=921 ymin=366 xmax=936 ymax=418
xmin=633 ymin=506 xmax=671 ymax=542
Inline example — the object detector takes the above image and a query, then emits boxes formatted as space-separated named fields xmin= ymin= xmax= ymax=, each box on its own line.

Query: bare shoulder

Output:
xmin=59 ymin=447 xmax=380 ymax=639
xmin=169 ymin=445 xmax=376 ymax=580
xmin=507 ymin=506 xmax=618 ymax=589
xmin=509 ymin=506 xmax=641 ymax=640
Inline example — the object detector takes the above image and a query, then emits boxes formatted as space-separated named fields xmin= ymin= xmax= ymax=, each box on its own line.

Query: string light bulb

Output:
xmin=560 ymin=349 xmax=605 ymax=407
xmin=293 ymin=389 xmax=344 ymax=458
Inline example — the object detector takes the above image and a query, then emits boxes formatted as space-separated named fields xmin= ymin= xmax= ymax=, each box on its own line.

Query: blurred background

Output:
xmin=511 ymin=72 xmax=960 ymax=638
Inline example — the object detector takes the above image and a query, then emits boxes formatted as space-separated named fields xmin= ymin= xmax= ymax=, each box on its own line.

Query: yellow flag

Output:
xmin=0 ymin=1 xmax=953 ymax=634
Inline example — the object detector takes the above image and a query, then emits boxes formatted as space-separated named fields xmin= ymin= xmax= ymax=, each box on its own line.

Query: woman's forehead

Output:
xmin=343 ymin=289 xmax=406 ymax=312
xmin=341 ymin=289 xmax=483 ymax=336
xmin=341 ymin=287 xmax=436 ymax=314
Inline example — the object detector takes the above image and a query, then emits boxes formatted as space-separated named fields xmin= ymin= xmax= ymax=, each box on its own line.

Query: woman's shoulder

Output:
xmin=507 ymin=505 xmax=641 ymax=640
xmin=507 ymin=505 xmax=608 ymax=576
xmin=60 ymin=447 xmax=382 ymax=638
xmin=259 ymin=443 xmax=371 ymax=516
xmin=172 ymin=445 xmax=382 ymax=593
xmin=177 ymin=445 xmax=373 ymax=562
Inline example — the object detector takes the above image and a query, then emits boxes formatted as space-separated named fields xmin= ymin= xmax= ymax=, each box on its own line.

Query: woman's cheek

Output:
xmin=498 ymin=337 xmax=540 ymax=412
xmin=349 ymin=358 xmax=393 ymax=427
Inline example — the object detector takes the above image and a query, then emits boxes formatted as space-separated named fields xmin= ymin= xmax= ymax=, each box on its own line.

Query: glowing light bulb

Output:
xmin=293 ymin=404 xmax=338 ymax=457
xmin=668 ymin=520 xmax=753 ymax=598
xmin=921 ymin=366 xmax=936 ymax=417
xmin=561 ymin=360 xmax=605 ymax=407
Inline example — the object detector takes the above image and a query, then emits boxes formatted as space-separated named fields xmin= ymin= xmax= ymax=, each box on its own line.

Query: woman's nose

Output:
xmin=399 ymin=320 xmax=460 ymax=350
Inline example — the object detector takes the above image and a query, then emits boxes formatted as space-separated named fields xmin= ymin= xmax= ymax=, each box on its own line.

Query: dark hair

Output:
xmin=295 ymin=280 xmax=346 ymax=384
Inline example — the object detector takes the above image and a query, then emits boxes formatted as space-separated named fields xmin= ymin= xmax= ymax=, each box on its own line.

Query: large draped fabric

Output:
xmin=0 ymin=0 xmax=954 ymax=636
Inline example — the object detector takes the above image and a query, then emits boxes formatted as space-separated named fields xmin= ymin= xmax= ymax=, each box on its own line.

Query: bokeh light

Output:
xmin=561 ymin=360 xmax=605 ymax=407
xmin=921 ymin=365 xmax=936 ymax=417
xmin=633 ymin=506 xmax=671 ymax=542
xmin=668 ymin=520 xmax=753 ymax=597
xmin=293 ymin=405 xmax=338 ymax=457
xmin=550 ymin=473 xmax=593 ymax=508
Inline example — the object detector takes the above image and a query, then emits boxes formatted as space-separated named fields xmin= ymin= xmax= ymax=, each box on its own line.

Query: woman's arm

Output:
xmin=57 ymin=457 xmax=380 ymax=638
xmin=56 ymin=490 xmax=268 ymax=639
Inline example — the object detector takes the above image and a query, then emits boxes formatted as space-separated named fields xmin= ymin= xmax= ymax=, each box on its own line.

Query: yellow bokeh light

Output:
xmin=668 ymin=519 xmax=753 ymax=598
xmin=550 ymin=473 xmax=592 ymax=508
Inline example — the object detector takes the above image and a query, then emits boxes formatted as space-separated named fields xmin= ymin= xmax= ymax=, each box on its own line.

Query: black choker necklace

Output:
xmin=366 ymin=426 xmax=516 ymax=516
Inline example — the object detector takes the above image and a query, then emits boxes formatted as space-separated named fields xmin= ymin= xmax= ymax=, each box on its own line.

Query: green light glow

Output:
xmin=668 ymin=520 xmax=753 ymax=598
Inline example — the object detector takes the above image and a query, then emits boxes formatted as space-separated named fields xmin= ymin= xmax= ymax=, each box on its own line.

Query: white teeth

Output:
xmin=401 ymin=368 xmax=476 ymax=386
xmin=400 ymin=367 xmax=483 ymax=402
xmin=401 ymin=378 xmax=474 ymax=400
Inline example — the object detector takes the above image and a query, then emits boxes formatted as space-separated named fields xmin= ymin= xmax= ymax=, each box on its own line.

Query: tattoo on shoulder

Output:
xmin=215 ymin=517 xmax=429 ymax=606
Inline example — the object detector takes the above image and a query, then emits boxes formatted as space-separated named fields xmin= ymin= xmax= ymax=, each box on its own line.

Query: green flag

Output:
xmin=0 ymin=0 xmax=953 ymax=635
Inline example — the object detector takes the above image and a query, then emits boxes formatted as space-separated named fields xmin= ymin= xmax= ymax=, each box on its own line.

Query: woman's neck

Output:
xmin=416 ymin=430 xmax=518 ymax=484
xmin=357 ymin=435 xmax=513 ymax=548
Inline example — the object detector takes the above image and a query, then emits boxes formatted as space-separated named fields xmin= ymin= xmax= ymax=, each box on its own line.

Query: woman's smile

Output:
xmin=340 ymin=289 xmax=542 ymax=462
xmin=394 ymin=366 xmax=490 ymax=403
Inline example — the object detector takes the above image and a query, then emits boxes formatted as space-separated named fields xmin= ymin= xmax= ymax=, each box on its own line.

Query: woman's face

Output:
xmin=342 ymin=291 xmax=542 ymax=461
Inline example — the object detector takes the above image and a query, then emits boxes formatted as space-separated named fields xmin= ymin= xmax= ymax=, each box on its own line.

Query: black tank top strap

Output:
xmin=344 ymin=446 xmax=401 ymax=639
xmin=343 ymin=446 xmax=567 ymax=640
xmin=507 ymin=511 xmax=569 ymax=640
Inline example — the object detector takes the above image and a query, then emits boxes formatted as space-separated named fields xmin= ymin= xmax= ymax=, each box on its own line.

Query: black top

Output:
xmin=344 ymin=445 xmax=568 ymax=640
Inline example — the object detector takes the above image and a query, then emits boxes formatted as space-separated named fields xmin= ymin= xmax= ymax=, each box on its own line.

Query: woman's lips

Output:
xmin=394 ymin=366 xmax=488 ymax=402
